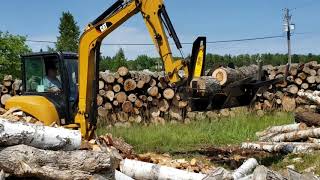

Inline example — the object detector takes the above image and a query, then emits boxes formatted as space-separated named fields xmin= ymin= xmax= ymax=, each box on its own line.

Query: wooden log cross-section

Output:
xmin=0 ymin=145 xmax=116 ymax=180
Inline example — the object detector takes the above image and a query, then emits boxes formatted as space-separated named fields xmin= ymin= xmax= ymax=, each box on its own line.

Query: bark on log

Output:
xmin=252 ymin=166 xmax=284 ymax=180
xmin=241 ymin=142 xmax=320 ymax=153
xmin=115 ymin=170 xmax=134 ymax=180
xmin=268 ymin=127 xmax=320 ymax=142
xmin=232 ymin=158 xmax=258 ymax=180
xmin=194 ymin=76 xmax=221 ymax=95
xmin=120 ymin=159 xmax=206 ymax=180
xmin=256 ymin=123 xmax=307 ymax=138
xmin=298 ymin=90 xmax=320 ymax=105
xmin=0 ymin=118 xmax=81 ymax=150
xmin=0 ymin=145 xmax=115 ymax=180
xmin=295 ymin=112 xmax=320 ymax=127
xmin=159 ymin=99 xmax=169 ymax=112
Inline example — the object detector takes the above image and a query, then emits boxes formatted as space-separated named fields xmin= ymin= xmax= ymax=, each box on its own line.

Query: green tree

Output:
xmin=112 ymin=48 xmax=127 ymax=70
xmin=56 ymin=11 xmax=80 ymax=52
xmin=0 ymin=31 xmax=31 ymax=78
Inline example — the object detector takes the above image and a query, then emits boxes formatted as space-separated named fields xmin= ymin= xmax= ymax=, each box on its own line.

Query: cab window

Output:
xmin=24 ymin=56 xmax=62 ymax=93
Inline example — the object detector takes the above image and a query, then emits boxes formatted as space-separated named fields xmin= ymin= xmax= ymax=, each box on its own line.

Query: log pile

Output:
xmin=255 ymin=61 xmax=320 ymax=112
xmin=97 ymin=67 xmax=191 ymax=126
xmin=0 ymin=75 xmax=21 ymax=106
xmin=241 ymin=110 xmax=320 ymax=154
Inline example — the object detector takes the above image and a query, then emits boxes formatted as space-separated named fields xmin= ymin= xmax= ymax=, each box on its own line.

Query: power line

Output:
xmin=26 ymin=34 xmax=285 ymax=46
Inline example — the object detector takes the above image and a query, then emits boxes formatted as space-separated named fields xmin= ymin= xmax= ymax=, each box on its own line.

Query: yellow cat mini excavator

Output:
xmin=5 ymin=0 xmax=281 ymax=139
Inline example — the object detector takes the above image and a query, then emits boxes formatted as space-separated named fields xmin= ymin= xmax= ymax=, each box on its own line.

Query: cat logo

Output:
xmin=99 ymin=22 xmax=112 ymax=32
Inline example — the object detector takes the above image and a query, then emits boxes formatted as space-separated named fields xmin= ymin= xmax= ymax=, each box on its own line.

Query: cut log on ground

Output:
xmin=0 ymin=118 xmax=81 ymax=150
xmin=241 ymin=142 xmax=320 ymax=153
xmin=256 ymin=123 xmax=307 ymax=138
xmin=120 ymin=159 xmax=206 ymax=180
xmin=298 ymin=90 xmax=320 ymax=105
xmin=0 ymin=145 xmax=116 ymax=180
xmin=232 ymin=158 xmax=258 ymax=179
xmin=295 ymin=112 xmax=320 ymax=127
xmin=268 ymin=127 xmax=320 ymax=142
xmin=282 ymin=96 xmax=296 ymax=112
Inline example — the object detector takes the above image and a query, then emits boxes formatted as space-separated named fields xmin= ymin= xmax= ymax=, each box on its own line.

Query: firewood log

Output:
xmin=301 ymin=83 xmax=309 ymax=90
xmin=286 ymin=84 xmax=299 ymax=95
xmin=0 ymin=145 xmax=115 ymax=180
xmin=134 ymin=99 xmax=143 ymax=108
xmin=241 ymin=142 xmax=320 ymax=153
xmin=117 ymin=66 xmax=129 ymax=77
xmin=113 ymin=100 xmax=119 ymax=106
xmin=297 ymin=90 xmax=320 ymax=105
xmin=194 ymin=76 xmax=221 ymax=95
xmin=0 ymin=118 xmax=81 ymax=150
xmin=150 ymin=107 xmax=160 ymax=118
xmin=12 ymin=79 xmax=22 ymax=91
xmin=252 ymin=166 xmax=284 ymax=180
xmin=1 ymin=87 xmax=8 ymax=94
xmin=120 ymin=159 xmax=206 ymax=180
xmin=115 ymin=170 xmax=134 ymax=180
xmin=99 ymin=89 xmax=106 ymax=97
xmin=98 ymin=80 xmax=104 ymax=90
xmin=268 ymin=127 xmax=320 ymax=142
xmin=105 ymin=91 xmax=115 ymax=101
xmin=104 ymin=102 xmax=113 ymax=110
xmin=117 ymin=77 xmax=124 ymax=85
xmin=104 ymin=74 xmax=116 ymax=84
xmin=124 ymin=79 xmax=136 ymax=92
xmin=136 ymin=80 xmax=145 ymax=89
xmin=262 ymin=91 xmax=274 ymax=101
xmin=149 ymin=79 xmax=157 ymax=87
xmin=3 ymin=75 xmax=12 ymax=82
xmin=307 ymin=76 xmax=316 ymax=84
xmin=282 ymin=96 xmax=296 ymax=112
xmin=289 ymin=64 xmax=299 ymax=76
xmin=147 ymin=86 xmax=159 ymax=97
xmin=315 ymin=76 xmax=320 ymax=84
xmin=212 ymin=65 xmax=258 ymax=86
xmin=159 ymin=99 xmax=169 ymax=112
xmin=115 ymin=92 xmax=127 ymax=104
xmin=1 ymin=94 xmax=11 ymax=105
xmin=169 ymin=106 xmax=182 ymax=121
xmin=295 ymin=112 xmax=320 ymax=127
xmin=97 ymin=95 xmax=104 ymax=106
xmin=97 ymin=106 xmax=108 ymax=118
xmin=122 ymin=101 xmax=133 ymax=113
xmin=232 ymin=158 xmax=258 ymax=180
xmin=113 ymin=84 xmax=121 ymax=93
xmin=128 ymin=94 xmax=137 ymax=103
xmin=298 ymin=72 xmax=307 ymax=80
xmin=294 ymin=78 xmax=303 ymax=85
xmin=139 ymin=95 xmax=147 ymax=102
xmin=163 ymin=88 xmax=175 ymax=100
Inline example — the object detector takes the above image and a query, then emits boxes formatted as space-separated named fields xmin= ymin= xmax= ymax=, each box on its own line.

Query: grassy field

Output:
xmin=97 ymin=111 xmax=293 ymax=153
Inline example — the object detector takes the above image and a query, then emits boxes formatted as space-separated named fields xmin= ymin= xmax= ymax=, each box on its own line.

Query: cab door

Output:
xmin=22 ymin=53 xmax=68 ymax=123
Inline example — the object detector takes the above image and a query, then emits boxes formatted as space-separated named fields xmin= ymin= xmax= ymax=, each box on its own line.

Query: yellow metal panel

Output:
xmin=5 ymin=96 xmax=59 ymax=126
xmin=193 ymin=46 xmax=205 ymax=78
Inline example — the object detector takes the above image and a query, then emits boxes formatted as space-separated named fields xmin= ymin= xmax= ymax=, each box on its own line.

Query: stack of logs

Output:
xmin=256 ymin=61 xmax=320 ymax=112
xmin=97 ymin=67 xmax=189 ymax=126
xmin=0 ymin=75 xmax=21 ymax=106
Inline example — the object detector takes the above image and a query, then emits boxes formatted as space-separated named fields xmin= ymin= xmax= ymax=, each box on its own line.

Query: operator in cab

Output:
xmin=44 ymin=66 xmax=62 ymax=92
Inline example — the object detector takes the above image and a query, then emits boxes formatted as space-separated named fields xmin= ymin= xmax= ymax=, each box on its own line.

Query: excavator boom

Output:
xmin=76 ymin=0 xmax=189 ymax=138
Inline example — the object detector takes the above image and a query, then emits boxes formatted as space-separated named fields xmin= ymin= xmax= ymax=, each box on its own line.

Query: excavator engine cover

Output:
xmin=5 ymin=96 xmax=60 ymax=126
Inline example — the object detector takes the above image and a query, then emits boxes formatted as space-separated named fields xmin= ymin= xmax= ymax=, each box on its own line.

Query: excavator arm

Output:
xmin=75 ymin=0 xmax=189 ymax=138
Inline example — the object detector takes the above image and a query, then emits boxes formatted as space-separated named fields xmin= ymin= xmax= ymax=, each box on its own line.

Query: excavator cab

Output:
xmin=5 ymin=52 xmax=78 ymax=126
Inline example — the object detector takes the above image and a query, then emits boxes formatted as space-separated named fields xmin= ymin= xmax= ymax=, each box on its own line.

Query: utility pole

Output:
xmin=284 ymin=8 xmax=294 ymax=78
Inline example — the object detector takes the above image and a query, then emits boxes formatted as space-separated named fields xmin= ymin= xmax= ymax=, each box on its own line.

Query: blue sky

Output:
xmin=1 ymin=0 xmax=319 ymax=59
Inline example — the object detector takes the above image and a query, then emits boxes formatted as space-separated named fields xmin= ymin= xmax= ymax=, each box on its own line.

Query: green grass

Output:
xmin=97 ymin=111 xmax=293 ymax=153
xmin=271 ymin=152 xmax=320 ymax=174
